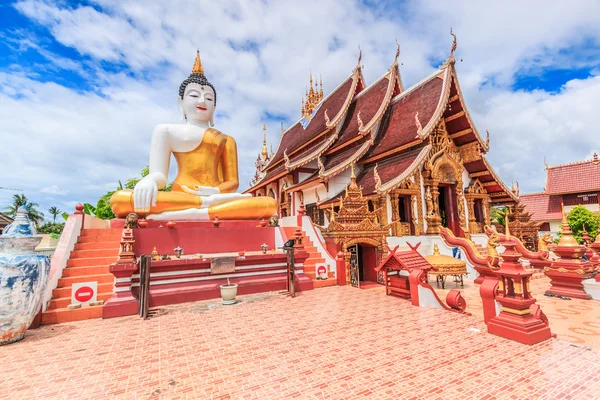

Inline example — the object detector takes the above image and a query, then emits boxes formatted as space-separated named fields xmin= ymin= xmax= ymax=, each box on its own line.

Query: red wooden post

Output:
xmin=336 ymin=251 xmax=346 ymax=286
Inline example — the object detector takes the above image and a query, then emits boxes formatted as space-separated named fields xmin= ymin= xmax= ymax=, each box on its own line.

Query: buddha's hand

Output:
xmin=181 ymin=185 xmax=220 ymax=196
xmin=133 ymin=178 xmax=158 ymax=212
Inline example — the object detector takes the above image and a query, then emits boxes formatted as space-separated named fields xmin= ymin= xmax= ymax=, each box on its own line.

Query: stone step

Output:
xmin=78 ymin=234 xmax=122 ymax=243
xmin=52 ymin=282 xmax=113 ymax=298
xmin=81 ymin=229 xmax=122 ymax=236
xmin=67 ymin=256 xmax=117 ymax=268
xmin=61 ymin=265 xmax=111 ymax=277
xmin=70 ymin=249 xmax=119 ymax=258
xmin=304 ymin=258 xmax=326 ymax=266
xmin=57 ymin=273 xmax=114 ymax=287
xmin=42 ymin=305 xmax=104 ymax=325
xmin=47 ymin=292 xmax=113 ymax=310
xmin=74 ymin=241 xmax=121 ymax=251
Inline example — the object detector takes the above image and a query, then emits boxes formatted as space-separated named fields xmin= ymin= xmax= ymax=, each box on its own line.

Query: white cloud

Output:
xmin=2 ymin=0 xmax=600 ymax=216
xmin=40 ymin=185 xmax=69 ymax=195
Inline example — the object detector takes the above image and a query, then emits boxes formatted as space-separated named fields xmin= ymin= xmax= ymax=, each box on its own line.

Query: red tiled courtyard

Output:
xmin=2 ymin=285 xmax=600 ymax=399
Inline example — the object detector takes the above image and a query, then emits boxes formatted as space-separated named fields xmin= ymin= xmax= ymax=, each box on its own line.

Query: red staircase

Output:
xmin=283 ymin=227 xmax=336 ymax=288
xmin=42 ymin=228 xmax=121 ymax=324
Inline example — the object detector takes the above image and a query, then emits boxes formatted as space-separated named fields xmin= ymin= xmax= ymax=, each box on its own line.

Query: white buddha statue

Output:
xmin=110 ymin=51 xmax=276 ymax=220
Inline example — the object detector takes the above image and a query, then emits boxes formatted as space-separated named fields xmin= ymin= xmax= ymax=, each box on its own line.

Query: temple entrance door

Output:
xmin=397 ymin=195 xmax=414 ymax=235
xmin=438 ymin=183 xmax=461 ymax=237
xmin=348 ymin=244 xmax=380 ymax=285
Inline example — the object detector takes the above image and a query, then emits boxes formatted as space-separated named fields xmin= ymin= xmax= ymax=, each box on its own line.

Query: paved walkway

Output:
xmin=429 ymin=276 xmax=600 ymax=349
xmin=1 ymin=286 xmax=599 ymax=399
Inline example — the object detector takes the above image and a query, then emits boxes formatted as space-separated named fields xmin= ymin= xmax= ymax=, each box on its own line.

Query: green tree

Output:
xmin=567 ymin=205 xmax=600 ymax=244
xmin=4 ymin=194 xmax=44 ymax=226
xmin=84 ymin=166 xmax=172 ymax=220
xmin=48 ymin=206 xmax=62 ymax=223
xmin=491 ymin=206 xmax=506 ymax=226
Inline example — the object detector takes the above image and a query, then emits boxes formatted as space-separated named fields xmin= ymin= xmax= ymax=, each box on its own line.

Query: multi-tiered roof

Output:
xmin=248 ymin=37 xmax=516 ymax=204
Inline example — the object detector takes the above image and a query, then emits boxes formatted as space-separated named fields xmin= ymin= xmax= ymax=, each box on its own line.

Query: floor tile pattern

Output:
xmin=1 ymin=286 xmax=599 ymax=399
xmin=430 ymin=276 xmax=600 ymax=349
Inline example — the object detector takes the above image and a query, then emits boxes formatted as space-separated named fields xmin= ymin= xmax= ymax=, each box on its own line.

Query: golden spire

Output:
xmin=261 ymin=123 xmax=268 ymax=159
xmin=558 ymin=206 xmax=579 ymax=247
xmin=192 ymin=50 xmax=204 ymax=74
xmin=331 ymin=203 xmax=335 ymax=221
xmin=319 ymin=75 xmax=323 ymax=100
xmin=348 ymin=163 xmax=359 ymax=191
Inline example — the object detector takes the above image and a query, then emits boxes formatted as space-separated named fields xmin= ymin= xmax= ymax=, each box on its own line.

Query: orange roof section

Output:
xmin=546 ymin=155 xmax=600 ymax=195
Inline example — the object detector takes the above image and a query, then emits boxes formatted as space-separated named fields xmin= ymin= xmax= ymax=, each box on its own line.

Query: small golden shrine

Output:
xmin=425 ymin=244 xmax=467 ymax=289
xmin=301 ymin=72 xmax=324 ymax=118
xmin=321 ymin=164 xmax=393 ymax=282
xmin=497 ymin=200 xmax=541 ymax=251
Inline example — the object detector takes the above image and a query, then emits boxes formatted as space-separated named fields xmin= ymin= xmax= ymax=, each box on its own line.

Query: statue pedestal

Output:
xmin=103 ymin=220 xmax=313 ymax=318
xmin=545 ymin=244 xmax=594 ymax=300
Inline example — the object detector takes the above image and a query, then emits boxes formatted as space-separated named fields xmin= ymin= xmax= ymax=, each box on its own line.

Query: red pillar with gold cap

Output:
xmin=544 ymin=209 xmax=595 ymax=299
xmin=486 ymin=228 xmax=553 ymax=345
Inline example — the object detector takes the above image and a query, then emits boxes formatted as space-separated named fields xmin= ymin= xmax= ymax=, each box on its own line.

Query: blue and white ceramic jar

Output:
xmin=0 ymin=207 xmax=51 ymax=345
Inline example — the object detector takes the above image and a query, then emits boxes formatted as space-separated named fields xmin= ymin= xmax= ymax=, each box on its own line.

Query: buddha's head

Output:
xmin=178 ymin=50 xmax=217 ymax=126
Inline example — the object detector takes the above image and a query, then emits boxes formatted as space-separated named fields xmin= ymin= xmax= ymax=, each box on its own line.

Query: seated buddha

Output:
xmin=110 ymin=51 xmax=276 ymax=221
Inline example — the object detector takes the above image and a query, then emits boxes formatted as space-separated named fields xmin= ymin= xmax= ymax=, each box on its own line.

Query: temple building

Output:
xmin=520 ymin=153 xmax=600 ymax=233
xmin=246 ymin=36 xmax=518 ymax=271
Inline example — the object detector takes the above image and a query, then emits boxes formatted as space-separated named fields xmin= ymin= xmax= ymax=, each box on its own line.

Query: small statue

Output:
xmin=213 ymin=216 xmax=220 ymax=228
xmin=125 ymin=213 xmax=139 ymax=229
xmin=151 ymin=247 xmax=161 ymax=261
xmin=425 ymin=187 xmax=434 ymax=217
xmin=268 ymin=214 xmax=279 ymax=227
xmin=161 ymin=253 xmax=171 ymax=260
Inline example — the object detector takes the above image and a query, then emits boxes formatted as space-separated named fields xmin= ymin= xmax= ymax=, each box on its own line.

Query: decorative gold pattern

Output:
xmin=301 ymin=73 xmax=324 ymax=118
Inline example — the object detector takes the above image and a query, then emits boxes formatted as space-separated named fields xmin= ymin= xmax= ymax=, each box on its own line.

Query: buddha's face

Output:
xmin=179 ymin=83 xmax=215 ymax=124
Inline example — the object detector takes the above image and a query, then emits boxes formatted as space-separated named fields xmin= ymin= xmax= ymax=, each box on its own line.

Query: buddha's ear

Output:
xmin=209 ymin=114 xmax=214 ymax=127
xmin=177 ymin=96 xmax=186 ymax=121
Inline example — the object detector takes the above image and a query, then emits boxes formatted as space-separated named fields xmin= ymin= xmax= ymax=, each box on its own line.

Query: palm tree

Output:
xmin=48 ymin=206 xmax=62 ymax=223
xmin=4 ymin=194 xmax=44 ymax=226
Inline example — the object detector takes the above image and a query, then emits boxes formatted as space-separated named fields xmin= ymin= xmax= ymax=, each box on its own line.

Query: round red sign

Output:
xmin=74 ymin=286 xmax=94 ymax=303
xmin=317 ymin=265 xmax=327 ymax=275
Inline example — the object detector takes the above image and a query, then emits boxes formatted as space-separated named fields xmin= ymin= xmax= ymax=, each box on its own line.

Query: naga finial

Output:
xmin=357 ymin=111 xmax=364 ymax=132
xmin=544 ymin=156 xmax=549 ymax=170
xmin=394 ymin=39 xmax=400 ymax=64
xmin=324 ymin=109 xmax=330 ymax=126
xmin=281 ymin=121 xmax=284 ymax=134
xmin=357 ymin=45 xmax=362 ymax=69
xmin=415 ymin=112 xmax=425 ymax=139
xmin=485 ymin=130 xmax=490 ymax=149
xmin=450 ymin=28 xmax=457 ymax=56
xmin=374 ymin=164 xmax=382 ymax=190
xmin=283 ymin=149 xmax=290 ymax=169
xmin=317 ymin=157 xmax=325 ymax=174
xmin=192 ymin=49 xmax=205 ymax=74
xmin=315 ymin=188 xmax=321 ymax=204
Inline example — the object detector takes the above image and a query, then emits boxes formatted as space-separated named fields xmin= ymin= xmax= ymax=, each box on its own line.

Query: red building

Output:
xmin=521 ymin=154 xmax=600 ymax=233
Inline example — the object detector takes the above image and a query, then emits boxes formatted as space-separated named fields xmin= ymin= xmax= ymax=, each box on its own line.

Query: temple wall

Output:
xmin=462 ymin=168 xmax=471 ymax=230
xmin=327 ymin=170 xmax=352 ymax=198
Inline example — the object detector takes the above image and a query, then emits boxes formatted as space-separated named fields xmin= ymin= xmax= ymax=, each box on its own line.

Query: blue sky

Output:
xmin=1 ymin=0 xmax=600 ymax=222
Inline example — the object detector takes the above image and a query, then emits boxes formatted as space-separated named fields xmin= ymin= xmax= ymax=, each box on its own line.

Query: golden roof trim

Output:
xmin=482 ymin=157 xmax=519 ymax=202
xmin=374 ymin=145 xmax=431 ymax=194
xmin=319 ymin=140 xmax=372 ymax=180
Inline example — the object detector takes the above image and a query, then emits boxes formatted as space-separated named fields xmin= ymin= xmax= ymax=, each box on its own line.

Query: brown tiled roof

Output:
xmin=267 ymin=76 xmax=355 ymax=169
xmin=546 ymin=159 xmax=600 ymax=195
xmin=334 ymin=76 xmax=390 ymax=147
xmin=367 ymin=75 xmax=444 ymax=159
xmin=375 ymin=248 xmax=432 ymax=272
xmin=319 ymin=148 xmax=425 ymax=207
xmin=362 ymin=148 xmax=425 ymax=194
xmin=519 ymin=193 xmax=562 ymax=222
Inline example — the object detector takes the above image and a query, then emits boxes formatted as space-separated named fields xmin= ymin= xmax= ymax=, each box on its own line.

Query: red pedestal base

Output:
xmin=104 ymin=221 xmax=314 ymax=318
xmin=487 ymin=310 xmax=553 ymax=345
xmin=544 ymin=267 xmax=592 ymax=300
